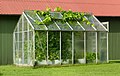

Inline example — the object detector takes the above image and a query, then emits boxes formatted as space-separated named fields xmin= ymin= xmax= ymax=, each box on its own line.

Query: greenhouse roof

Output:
xmin=23 ymin=10 xmax=108 ymax=31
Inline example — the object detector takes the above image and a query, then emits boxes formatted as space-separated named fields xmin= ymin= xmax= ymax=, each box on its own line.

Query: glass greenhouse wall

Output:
xmin=13 ymin=10 xmax=109 ymax=66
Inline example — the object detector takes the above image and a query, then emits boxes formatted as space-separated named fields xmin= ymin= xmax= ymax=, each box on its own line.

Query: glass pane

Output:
xmin=68 ymin=21 xmax=84 ymax=31
xmin=15 ymin=33 xmax=18 ymax=41
xmin=24 ymin=16 xmax=28 ymax=31
xmin=19 ymin=42 xmax=22 ymax=64
xmin=25 ymin=11 xmax=47 ymax=30
xmin=23 ymin=32 xmax=28 ymax=64
xmin=98 ymin=32 xmax=107 ymax=63
xmin=48 ymin=31 xmax=60 ymax=65
xmin=85 ymin=15 xmax=106 ymax=31
xmin=61 ymin=32 xmax=72 ymax=64
xmin=29 ymin=31 xmax=33 ymax=40
xmin=19 ymin=17 xmax=22 ymax=32
xmin=29 ymin=23 xmax=33 ymax=31
xmin=24 ymin=32 xmax=27 ymax=41
xmin=50 ymin=12 xmax=62 ymax=19
xmin=19 ymin=33 xmax=22 ymax=42
xmin=25 ymin=11 xmax=40 ymax=21
xmin=24 ymin=41 xmax=28 ymax=64
xmin=35 ymin=31 xmax=47 ymax=65
xmin=56 ymin=20 xmax=72 ymax=31
xmin=79 ymin=20 xmax=95 ymax=31
xmin=86 ymin=32 xmax=96 ymax=63
xmin=74 ymin=32 xmax=85 ymax=64
xmin=28 ymin=31 xmax=34 ymax=65
xmin=15 ymin=42 xmax=19 ymax=64
xmin=15 ymin=22 xmax=19 ymax=33
xmin=28 ymin=40 xmax=34 ymax=65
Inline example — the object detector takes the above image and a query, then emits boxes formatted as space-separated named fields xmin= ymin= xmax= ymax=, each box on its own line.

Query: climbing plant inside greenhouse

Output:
xmin=13 ymin=7 xmax=109 ymax=66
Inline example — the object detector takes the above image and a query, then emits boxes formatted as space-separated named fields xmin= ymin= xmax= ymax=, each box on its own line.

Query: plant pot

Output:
xmin=62 ymin=59 xmax=69 ymax=64
xmin=48 ymin=60 xmax=61 ymax=65
xmin=47 ymin=60 xmax=52 ymax=64
xmin=78 ymin=59 xmax=85 ymax=64
xmin=54 ymin=60 xmax=61 ymax=64
xmin=19 ymin=58 xmax=22 ymax=63
xmin=38 ymin=60 xmax=47 ymax=65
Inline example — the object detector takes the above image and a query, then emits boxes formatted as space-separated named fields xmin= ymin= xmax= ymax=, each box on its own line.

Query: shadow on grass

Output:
xmin=0 ymin=72 xmax=3 ymax=76
xmin=32 ymin=64 xmax=88 ymax=69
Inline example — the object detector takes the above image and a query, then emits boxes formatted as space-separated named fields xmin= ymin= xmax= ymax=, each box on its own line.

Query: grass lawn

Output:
xmin=0 ymin=63 xmax=120 ymax=76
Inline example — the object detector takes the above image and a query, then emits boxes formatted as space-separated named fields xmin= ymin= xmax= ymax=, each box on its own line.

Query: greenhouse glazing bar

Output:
xmin=33 ymin=31 xmax=35 ymax=66
xmin=47 ymin=31 xmax=49 ymax=64
xmin=13 ymin=31 xmax=15 ymax=64
xmin=107 ymin=32 xmax=109 ymax=63
xmin=22 ymin=14 xmax=24 ymax=64
xmin=77 ymin=21 xmax=85 ymax=31
xmin=54 ymin=21 xmax=61 ymax=30
xmin=84 ymin=32 xmax=86 ymax=63
xmin=60 ymin=31 xmax=62 ymax=64
xmin=105 ymin=22 xmax=109 ymax=63
xmin=27 ymin=22 xmax=30 ymax=64
xmin=66 ymin=22 xmax=73 ymax=30
xmin=72 ymin=32 xmax=74 ymax=64
xmin=18 ymin=19 xmax=20 ymax=64
xmin=95 ymin=32 xmax=98 ymax=63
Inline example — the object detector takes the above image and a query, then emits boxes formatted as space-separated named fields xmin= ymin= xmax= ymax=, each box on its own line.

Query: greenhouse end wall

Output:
xmin=13 ymin=11 xmax=109 ymax=66
xmin=13 ymin=14 xmax=35 ymax=66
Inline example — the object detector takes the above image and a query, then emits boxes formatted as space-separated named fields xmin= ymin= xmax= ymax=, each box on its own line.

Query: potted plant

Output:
xmin=75 ymin=51 xmax=85 ymax=64
xmin=86 ymin=52 xmax=96 ymax=63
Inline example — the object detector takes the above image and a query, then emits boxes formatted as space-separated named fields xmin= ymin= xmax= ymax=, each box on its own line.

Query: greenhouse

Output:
xmin=13 ymin=10 xmax=109 ymax=66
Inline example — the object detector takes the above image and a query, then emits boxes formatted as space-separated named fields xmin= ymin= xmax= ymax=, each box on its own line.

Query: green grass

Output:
xmin=0 ymin=63 xmax=120 ymax=76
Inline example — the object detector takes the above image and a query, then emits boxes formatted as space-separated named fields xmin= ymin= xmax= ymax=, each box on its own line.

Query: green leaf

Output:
xmin=54 ymin=7 xmax=62 ymax=12
xmin=91 ymin=24 xmax=95 ymax=26
xmin=86 ymin=21 xmax=91 ymax=25
xmin=46 ymin=7 xmax=51 ymax=12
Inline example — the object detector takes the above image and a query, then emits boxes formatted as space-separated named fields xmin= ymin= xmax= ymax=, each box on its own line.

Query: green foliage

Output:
xmin=35 ymin=20 xmax=44 ymax=25
xmin=48 ymin=32 xmax=60 ymax=61
xmin=54 ymin=7 xmax=62 ymax=12
xmin=35 ymin=31 xmax=72 ymax=62
xmin=34 ymin=7 xmax=95 ymax=62
xmin=35 ymin=31 xmax=47 ymax=61
xmin=61 ymin=32 xmax=72 ymax=61
xmin=61 ymin=11 xmax=83 ymax=21
xmin=24 ymin=41 xmax=28 ymax=61
xmin=46 ymin=7 xmax=51 ymax=12
xmin=23 ymin=40 xmax=33 ymax=63
xmin=34 ymin=10 xmax=52 ymax=25
xmin=34 ymin=7 xmax=94 ymax=26
xmin=35 ymin=31 xmax=60 ymax=61
xmin=86 ymin=52 xmax=96 ymax=63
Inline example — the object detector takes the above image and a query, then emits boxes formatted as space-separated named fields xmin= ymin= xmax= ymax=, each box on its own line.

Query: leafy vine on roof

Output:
xmin=34 ymin=7 xmax=94 ymax=26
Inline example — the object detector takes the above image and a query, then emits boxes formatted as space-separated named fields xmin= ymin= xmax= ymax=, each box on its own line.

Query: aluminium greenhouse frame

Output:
xmin=13 ymin=10 xmax=109 ymax=66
